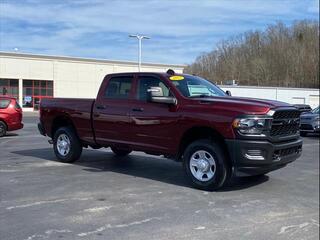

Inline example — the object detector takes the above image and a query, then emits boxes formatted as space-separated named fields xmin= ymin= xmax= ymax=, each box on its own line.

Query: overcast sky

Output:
xmin=0 ymin=0 xmax=319 ymax=65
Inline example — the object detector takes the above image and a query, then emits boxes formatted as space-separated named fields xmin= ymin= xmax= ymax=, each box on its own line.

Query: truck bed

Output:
xmin=40 ymin=98 xmax=96 ymax=144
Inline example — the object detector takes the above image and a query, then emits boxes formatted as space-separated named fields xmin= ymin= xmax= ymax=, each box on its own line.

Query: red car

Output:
xmin=0 ymin=97 xmax=24 ymax=137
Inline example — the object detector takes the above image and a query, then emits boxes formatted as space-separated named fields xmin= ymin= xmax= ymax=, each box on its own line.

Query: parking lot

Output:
xmin=0 ymin=112 xmax=319 ymax=240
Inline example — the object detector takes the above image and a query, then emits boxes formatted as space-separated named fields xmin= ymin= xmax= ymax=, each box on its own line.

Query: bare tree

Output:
xmin=185 ymin=20 xmax=319 ymax=88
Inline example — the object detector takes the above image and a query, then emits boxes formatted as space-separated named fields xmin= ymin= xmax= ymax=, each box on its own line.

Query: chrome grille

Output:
xmin=270 ymin=109 xmax=300 ymax=137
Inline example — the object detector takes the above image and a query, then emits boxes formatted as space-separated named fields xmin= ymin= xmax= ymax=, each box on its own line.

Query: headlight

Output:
xmin=232 ymin=117 xmax=270 ymax=135
xmin=314 ymin=117 xmax=320 ymax=126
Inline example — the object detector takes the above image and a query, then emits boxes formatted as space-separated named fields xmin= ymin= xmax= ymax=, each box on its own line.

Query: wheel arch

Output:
xmin=178 ymin=126 xmax=231 ymax=166
xmin=51 ymin=115 xmax=78 ymax=139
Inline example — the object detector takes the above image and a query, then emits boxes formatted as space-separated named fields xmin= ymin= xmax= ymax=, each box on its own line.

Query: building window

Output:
xmin=0 ymin=79 xmax=19 ymax=100
xmin=23 ymin=80 xmax=54 ymax=109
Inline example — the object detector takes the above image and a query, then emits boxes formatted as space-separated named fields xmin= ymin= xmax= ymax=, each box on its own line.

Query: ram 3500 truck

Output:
xmin=38 ymin=71 xmax=302 ymax=190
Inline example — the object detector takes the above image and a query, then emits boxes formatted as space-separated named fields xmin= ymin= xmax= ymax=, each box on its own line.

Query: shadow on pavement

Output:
xmin=3 ymin=133 xmax=19 ymax=138
xmin=12 ymin=148 xmax=269 ymax=191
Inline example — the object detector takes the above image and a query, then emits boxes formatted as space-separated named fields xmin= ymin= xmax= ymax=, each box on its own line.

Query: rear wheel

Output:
xmin=111 ymin=147 xmax=132 ymax=157
xmin=53 ymin=127 xmax=82 ymax=163
xmin=0 ymin=121 xmax=7 ymax=137
xmin=183 ymin=139 xmax=230 ymax=191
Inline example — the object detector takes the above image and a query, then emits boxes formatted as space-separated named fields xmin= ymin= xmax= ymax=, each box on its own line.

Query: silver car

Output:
xmin=300 ymin=106 xmax=320 ymax=136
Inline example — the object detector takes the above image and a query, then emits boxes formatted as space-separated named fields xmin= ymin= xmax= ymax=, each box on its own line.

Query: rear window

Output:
xmin=15 ymin=101 xmax=21 ymax=109
xmin=104 ymin=77 xmax=133 ymax=99
xmin=0 ymin=99 xmax=10 ymax=109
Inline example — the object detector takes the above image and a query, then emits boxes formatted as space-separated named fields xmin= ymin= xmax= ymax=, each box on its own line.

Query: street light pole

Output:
xmin=138 ymin=37 xmax=142 ymax=71
xmin=129 ymin=34 xmax=150 ymax=72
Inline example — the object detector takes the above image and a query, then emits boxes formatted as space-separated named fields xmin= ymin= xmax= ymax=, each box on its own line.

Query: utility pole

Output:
xmin=129 ymin=34 xmax=150 ymax=72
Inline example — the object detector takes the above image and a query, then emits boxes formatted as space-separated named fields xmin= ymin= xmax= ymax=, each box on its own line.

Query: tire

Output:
xmin=111 ymin=147 xmax=132 ymax=157
xmin=53 ymin=127 xmax=82 ymax=163
xmin=183 ymin=139 xmax=230 ymax=191
xmin=300 ymin=131 xmax=307 ymax=137
xmin=0 ymin=121 xmax=7 ymax=137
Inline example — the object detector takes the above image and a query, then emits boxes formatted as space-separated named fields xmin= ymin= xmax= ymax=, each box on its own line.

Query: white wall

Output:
xmin=0 ymin=52 xmax=185 ymax=102
xmin=220 ymin=85 xmax=320 ymax=109
xmin=52 ymin=60 xmax=184 ymax=98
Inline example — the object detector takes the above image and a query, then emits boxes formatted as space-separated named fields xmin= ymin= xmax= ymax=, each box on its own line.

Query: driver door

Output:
xmin=129 ymin=74 xmax=180 ymax=154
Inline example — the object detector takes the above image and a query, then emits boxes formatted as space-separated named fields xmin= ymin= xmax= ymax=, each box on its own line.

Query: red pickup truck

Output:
xmin=38 ymin=70 xmax=302 ymax=190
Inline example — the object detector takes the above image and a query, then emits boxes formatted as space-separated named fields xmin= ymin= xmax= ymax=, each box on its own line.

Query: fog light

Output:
xmin=244 ymin=149 xmax=265 ymax=160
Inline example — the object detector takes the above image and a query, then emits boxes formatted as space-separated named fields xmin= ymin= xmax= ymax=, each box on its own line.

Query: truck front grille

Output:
xmin=273 ymin=109 xmax=301 ymax=119
xmin=270 ymin=110 xmax=300 ymax=137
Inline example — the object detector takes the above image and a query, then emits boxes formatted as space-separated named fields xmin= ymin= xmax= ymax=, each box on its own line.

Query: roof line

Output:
xmin=0 ymin=51 xmax=186 ymax=68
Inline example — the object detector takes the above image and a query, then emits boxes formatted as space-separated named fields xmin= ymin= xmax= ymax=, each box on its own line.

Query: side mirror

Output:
xmin=226 ymin=90 xmax=232 ymax=96
xmin=147 ymin=87 xmax=177 ymax=105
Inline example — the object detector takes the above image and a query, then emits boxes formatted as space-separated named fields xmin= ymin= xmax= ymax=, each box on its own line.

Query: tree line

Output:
xmin=185 ymin=20 xmax=319 ymax=88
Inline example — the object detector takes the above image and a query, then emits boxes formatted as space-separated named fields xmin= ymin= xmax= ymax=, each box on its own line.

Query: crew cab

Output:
xmin=0 ymin=96 xmax=23 ymax=137
xmin=38 ymin=71 xmax=303 ymax=190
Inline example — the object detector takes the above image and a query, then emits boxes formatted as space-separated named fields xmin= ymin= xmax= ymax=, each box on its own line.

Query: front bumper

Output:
xmin=226 ymin=137 xmax=303 ymax=176
xmin=300 ymin=123 xmax=320 ymax=133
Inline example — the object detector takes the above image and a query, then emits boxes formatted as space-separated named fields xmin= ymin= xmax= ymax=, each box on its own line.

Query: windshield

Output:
xmin=312 ymin=106 xmax=319 ymax=114
xmin=169 ymin=75 xmax=226 ymax=98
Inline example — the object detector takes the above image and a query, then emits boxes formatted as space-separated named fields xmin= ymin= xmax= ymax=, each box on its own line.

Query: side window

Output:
xmin=15 ymin=101 xmax=21 ymax=109
xmin=104 ymin=77 xmax=133 ymax=99
xmin=0 ymin=99 xmax=10 ymax=109
xmin=137 ymin=76 xmax=170 ymax=101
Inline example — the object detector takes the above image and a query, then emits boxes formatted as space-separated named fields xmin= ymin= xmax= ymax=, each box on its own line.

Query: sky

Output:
xmin=0 ymin=0 xmax=319 ymax=65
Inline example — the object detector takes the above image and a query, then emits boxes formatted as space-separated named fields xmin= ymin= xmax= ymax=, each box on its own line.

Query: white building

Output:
xmin=220 ymin=85 xmax=319 ymax=109
xmin=1 ymin=51 xmax=318 ymax=111
xmin=0 ymin=52 xmax=185 ymax=111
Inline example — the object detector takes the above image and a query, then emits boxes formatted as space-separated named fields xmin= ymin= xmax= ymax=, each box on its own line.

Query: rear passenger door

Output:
xmin=93 ymin=75 xmax=134 ymax=146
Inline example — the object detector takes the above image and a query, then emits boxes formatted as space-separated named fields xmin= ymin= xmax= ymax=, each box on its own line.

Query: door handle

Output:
xmin=132 ymin=107 xmax=144 ymax=112
xmin=96 ymin=105 xmax=106 ymax=110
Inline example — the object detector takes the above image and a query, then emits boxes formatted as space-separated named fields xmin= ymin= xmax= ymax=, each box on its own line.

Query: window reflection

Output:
xmin=23 ymin=80 xmax=53 ymax=108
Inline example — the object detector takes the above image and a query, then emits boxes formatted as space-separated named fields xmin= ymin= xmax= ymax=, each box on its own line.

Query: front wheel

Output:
xmin=53 ymin=127 xmax=82 ymax=163
xmin=183 ymin=139 xmax=230 ymax=191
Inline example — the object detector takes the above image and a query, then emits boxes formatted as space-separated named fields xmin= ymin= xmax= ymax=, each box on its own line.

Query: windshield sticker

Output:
xmin=169 ymin=76 xmax=184 ymax=81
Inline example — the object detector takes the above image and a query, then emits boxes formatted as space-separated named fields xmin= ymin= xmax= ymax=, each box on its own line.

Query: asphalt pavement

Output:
xmin=0 ymin=112 xmax=319 ymax=240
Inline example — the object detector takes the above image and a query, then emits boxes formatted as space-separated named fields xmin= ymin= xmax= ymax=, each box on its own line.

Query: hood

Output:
xmin=192 ymin=96 xmax=293 ymax=115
